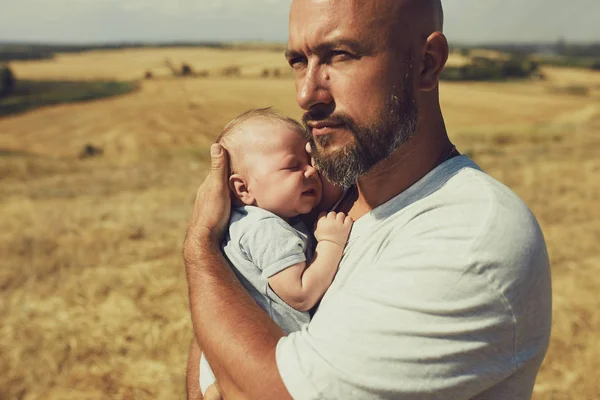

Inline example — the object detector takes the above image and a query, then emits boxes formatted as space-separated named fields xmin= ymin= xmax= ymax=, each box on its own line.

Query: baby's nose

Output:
xmin=305 ymin=164 xmax=318 ymax=179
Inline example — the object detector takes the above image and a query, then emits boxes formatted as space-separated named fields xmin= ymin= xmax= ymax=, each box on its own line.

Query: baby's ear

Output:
xmin=229 ymin=174 xmax=255 ymax=206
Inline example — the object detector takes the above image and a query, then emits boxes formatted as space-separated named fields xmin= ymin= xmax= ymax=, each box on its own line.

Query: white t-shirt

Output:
xmin=276 ymin=156 xmax=552 ymax=400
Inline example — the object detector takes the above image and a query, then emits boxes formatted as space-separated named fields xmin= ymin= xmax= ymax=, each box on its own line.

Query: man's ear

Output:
xmin=229 ymin=174 xmax=255 ymax=206
xmin=419 ymin=31 xmax=449 ymax=91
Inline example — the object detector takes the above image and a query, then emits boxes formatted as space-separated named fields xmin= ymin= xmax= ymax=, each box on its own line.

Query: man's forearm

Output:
xmin=184 ymin=234 xmax=292 ymax=400
xmin=187 ymin=339 xmax=202 ymax=400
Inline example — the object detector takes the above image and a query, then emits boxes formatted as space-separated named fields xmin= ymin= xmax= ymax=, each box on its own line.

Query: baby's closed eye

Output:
xmin=284 ymin=163 xmax=300 ymax=171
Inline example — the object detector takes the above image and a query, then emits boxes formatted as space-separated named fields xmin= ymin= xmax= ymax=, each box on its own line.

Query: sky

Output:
xmin=0 ymin=0 xmax=598 ymax=44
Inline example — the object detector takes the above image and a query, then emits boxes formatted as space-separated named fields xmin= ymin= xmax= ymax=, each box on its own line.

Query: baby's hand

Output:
xmin=314 ymin=212 xmax=353 ymax=248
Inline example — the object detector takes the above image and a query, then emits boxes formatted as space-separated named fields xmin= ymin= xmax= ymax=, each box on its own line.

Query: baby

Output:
xmin=199 ymin=108 xmax=352 ymax=394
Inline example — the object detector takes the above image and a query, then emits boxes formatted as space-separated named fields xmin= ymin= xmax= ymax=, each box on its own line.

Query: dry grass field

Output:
xmin=1 ymin=47 xmax=599 ymax=399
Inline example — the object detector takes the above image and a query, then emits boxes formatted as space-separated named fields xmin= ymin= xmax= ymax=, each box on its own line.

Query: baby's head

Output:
xmin=217 ymin=108 xmax=322 ymax=219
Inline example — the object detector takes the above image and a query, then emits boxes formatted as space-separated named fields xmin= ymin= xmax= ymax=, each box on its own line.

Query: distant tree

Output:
xmin=555 ymin=37 xmax=567 ymax=56
xmin=441 ymin=55 xmax=539 ymax=82
xmin=459 ymin=48 xmax=471 ymax=57
xmin=0 ymin=65 xmax=16 ymax=97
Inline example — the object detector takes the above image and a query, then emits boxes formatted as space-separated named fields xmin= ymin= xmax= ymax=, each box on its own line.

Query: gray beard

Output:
xmin=306 ymin=79 xmax=419 ymax=188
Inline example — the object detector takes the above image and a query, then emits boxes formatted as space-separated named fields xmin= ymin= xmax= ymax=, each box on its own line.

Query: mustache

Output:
xmin=301 ymin=109 xmax=357 ymax=130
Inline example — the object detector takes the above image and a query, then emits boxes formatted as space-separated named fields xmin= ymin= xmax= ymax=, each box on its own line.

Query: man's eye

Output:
xmin=289 ymin=57 xmax=307 ymax=69
xmin=331 ymin=50 xmax=352 ymax=61
xmin=286 ymin=164 xmax=300 ymax=170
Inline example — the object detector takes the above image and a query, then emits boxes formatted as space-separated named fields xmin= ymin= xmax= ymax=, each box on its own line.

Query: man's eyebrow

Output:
xmin=284 ymin=49 xmax=302 ymax=60
xmin=314 ymin=39 xmax=365 ymax=53
xmin=285 ymin=39 xmax=368 ymax=60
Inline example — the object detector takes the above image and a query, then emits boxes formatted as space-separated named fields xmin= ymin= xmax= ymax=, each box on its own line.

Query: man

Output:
xmin=184 ymin=0 xmax=552 ymax=399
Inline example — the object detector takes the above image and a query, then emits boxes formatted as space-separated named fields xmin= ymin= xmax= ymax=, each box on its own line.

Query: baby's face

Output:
xmin=243 ymin=120 xmax=322 ymax=218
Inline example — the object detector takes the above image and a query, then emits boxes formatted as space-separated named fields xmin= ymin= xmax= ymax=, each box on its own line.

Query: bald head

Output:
xmin=387 ymin=0 xmax=444 ymax=46
xmin=432 ymin=0 xmax=444 ymax=31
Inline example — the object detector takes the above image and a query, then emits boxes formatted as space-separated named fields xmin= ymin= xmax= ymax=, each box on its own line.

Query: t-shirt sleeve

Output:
xmin=239 ymin=216 xmax=308 ymax=279
xmin=275 ymin=251 xmax=523 ymax=400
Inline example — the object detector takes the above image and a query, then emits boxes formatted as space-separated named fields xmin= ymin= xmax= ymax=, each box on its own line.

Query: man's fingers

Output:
xmin=305 ymin=142 xmax=312 ymax=154
xmin=210 ymin=143 xmax=229 ymax=179
xmin=204 ymin=383 xmax=223 ymax=400
xmin=187 ymin=143 xmax=232 ymax=238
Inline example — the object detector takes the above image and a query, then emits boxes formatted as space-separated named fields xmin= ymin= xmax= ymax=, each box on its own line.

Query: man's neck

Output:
xmin=342 ymin=133 xmax=455 ymax=221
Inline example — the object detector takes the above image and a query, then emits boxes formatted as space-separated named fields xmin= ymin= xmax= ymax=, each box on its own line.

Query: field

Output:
xmin=1 ymin=47 xmax=599 ymax=399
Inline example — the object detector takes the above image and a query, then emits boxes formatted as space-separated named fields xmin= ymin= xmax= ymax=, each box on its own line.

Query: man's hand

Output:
xmin=204 ymin=383 xmax=223 ymax=400
xmin=184 ymin=143 xmax=231 ymax=258
xmin=314 ymin=212 xmax=353 ymax=248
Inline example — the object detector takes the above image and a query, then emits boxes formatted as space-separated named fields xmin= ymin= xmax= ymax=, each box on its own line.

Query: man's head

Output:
xmin=217 ymin=108 xmax=322 ymax=219
xmin=286 ymin=0 xmax=448 ymax=187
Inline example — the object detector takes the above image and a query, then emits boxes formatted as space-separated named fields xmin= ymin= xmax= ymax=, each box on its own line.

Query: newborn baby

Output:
xmin=199 ymin=108 xmax=352 ymax=394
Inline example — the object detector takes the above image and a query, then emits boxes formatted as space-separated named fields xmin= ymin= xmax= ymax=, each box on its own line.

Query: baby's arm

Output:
xmin=268 ymin=212 xmax=352 ymax=312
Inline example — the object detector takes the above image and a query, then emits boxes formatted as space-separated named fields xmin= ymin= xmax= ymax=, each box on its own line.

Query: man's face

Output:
xmin=287 ymin=0 xmax=419 ymax=187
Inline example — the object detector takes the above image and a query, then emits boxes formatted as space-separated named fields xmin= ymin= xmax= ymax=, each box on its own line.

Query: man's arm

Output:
xmin=184 ymin=144 xmax=292 ymax=400
xmin=186 ymin=339 xmax=226 ymax=400
xmin=186 ymin=339 xmax=202 ymax=400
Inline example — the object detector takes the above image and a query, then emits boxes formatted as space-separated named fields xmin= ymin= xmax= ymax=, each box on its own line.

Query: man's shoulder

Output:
xmin=442 ymin=165 xmax=544 ymax=252
xmin=367 ymin=160 xmax=549 ymax=291
xmin=448 ymin=164 xmax=534 ymax=223
xmin=375 ymin=162 xmax=550 ymax=327
xmin=373 ymin=158 xmax=539 ymax=244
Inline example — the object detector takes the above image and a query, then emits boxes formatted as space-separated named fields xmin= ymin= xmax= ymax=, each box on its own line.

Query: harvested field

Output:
xmin=1 ymin=48 xmax=599 ymax=399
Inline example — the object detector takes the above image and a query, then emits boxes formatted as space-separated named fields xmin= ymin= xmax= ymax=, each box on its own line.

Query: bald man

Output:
xmin=184 ymin=0 xmax=552 ymax=399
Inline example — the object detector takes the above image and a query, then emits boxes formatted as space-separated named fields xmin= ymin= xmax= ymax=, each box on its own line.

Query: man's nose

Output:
xmin=296 ymin=62 xmax=332 ymax=111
